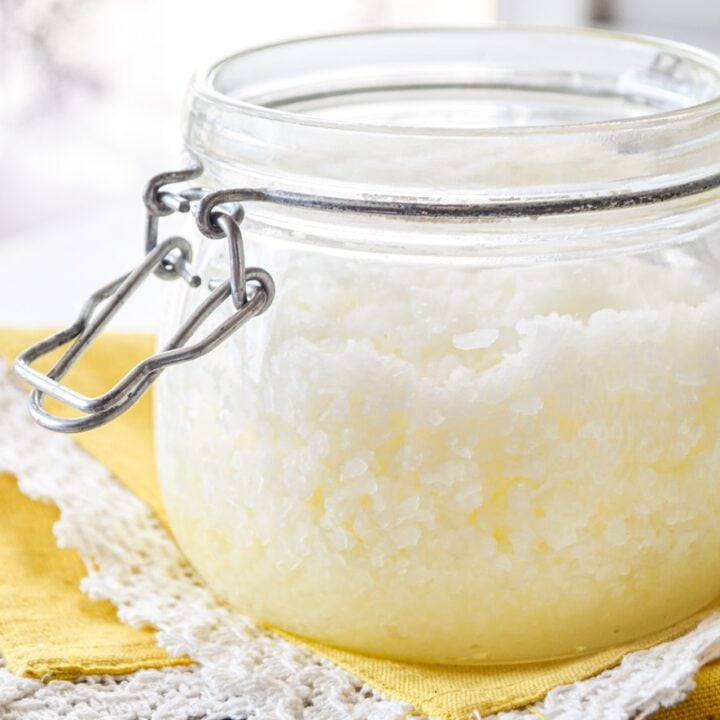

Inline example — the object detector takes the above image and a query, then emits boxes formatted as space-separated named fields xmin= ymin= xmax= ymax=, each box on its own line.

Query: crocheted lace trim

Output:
xmin=1 ymin=361 xmax=719 ymax=720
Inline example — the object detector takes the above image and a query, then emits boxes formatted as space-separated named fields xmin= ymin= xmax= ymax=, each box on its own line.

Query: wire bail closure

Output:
xmin=14 ymin=151 xmax=720 ymax=434
xmin=14 ymin=163 xmax=275 ymax=433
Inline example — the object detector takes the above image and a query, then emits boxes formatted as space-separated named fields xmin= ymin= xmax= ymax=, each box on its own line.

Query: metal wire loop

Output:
xmin=161 ymin=240 xmax=202 ymax=288
xmin=214 ymin=211 xmax=247 ymax=309
xmin=142 ymin=162 xmax=203 ymax=217
xmin=15 ymin=251 xmax=274 ymax=432
xmin=143 ymin=162 xmax=204 ymax=283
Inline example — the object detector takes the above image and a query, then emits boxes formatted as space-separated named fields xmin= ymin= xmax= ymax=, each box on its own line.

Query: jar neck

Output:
xmin=183 ymin=27 xmax=720 ymax=212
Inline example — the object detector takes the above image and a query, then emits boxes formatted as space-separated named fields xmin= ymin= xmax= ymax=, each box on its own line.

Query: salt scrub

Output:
xmin=156 ymin=241 xmax=720 ymax=665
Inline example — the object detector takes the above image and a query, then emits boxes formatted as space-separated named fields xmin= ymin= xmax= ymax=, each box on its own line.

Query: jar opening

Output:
xmin=204 ymin=27 xmax=720 ymax=134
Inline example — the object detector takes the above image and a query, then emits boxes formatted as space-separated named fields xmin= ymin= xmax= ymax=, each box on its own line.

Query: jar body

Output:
xmin=155 ymin=28 xmax=720 ymax=664
xmin=157 ymin=199 xmax=720 ymax=664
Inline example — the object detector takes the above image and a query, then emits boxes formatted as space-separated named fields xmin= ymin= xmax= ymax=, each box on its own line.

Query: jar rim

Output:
xmin=184 ymin=26 xmax=720 ymax=210
xmin=195 ymin=25 xmax=720 ymax=138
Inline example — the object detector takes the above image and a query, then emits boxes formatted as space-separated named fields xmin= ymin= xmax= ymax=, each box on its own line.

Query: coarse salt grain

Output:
xmin=452 ymin=328 xmax=500 ymax=350
xmin=341 ymin=457 xmax=369 ymax=480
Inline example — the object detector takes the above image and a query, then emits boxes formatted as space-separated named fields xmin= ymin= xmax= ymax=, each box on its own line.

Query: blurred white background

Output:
xmin=1 ymin=0 xmax=719 ymax=329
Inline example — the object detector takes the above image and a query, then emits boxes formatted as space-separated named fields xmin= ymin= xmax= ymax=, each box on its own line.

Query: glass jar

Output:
xmin=149 ymin=27 xmax=720 ymax=665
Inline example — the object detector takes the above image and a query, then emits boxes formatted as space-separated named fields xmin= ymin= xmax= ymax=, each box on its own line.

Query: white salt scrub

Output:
xmin=156 ymin=240 xmax=720 ymax=664
xmin=145 ymin=24 xmax=720 ymax=666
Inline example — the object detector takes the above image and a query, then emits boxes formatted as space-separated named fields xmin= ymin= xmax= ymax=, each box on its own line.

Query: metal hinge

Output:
xmin=14 ymin=159 xmax=274 ymax=433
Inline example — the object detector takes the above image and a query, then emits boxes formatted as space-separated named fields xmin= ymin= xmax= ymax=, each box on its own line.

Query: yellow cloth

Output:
xmin=0 ymin=472 xmax=188 ymax=679
xmin=0 ymin=328 xmax=718 ymax=718
xmin=655 ymin=661 xmax=720 ymax=719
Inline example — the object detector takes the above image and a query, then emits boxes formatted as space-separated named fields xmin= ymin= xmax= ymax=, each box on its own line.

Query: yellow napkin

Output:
xmin=0 ymin=327 xmax=718 ymax=718
xmin=655 ymin=662 xmax=720 ymax=719
xmin=0 ymin=472 xmax=189 ymax=679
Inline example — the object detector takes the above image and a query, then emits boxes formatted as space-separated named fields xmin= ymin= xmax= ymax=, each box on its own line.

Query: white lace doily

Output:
xmin=1 ymin=361 xmax=719 ymax=720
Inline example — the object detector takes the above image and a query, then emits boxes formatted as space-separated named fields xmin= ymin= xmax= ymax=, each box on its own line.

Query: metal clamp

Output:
xmin=16 ymin=151 xmax=720 ymax=434
xmin=14 ymin=164 xmax=275 ymax=433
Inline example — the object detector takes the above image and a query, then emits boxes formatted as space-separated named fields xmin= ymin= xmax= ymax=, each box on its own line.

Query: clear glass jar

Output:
xmin=155 ymin=27 xmax=720 ymax=665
